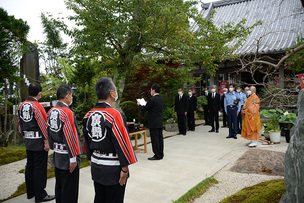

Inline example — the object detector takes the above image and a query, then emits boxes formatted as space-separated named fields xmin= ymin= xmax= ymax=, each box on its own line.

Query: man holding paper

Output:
xmin=138 ymin=83 xmax=164 ymax=160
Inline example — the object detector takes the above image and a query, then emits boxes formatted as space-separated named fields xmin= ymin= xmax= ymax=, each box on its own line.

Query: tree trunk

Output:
xmin=4 ymin=80 xmax=8 ymax=134
xmin=113 ymin=69 xmax=127 ymax=113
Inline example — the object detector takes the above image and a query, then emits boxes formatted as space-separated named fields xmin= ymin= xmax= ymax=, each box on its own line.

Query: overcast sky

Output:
xmin=0 ymin=0 xmax=217 ymax=44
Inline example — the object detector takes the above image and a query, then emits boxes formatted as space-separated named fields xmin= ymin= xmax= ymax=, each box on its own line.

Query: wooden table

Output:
xmin=129 ymin=130 xmax=147 ymax=153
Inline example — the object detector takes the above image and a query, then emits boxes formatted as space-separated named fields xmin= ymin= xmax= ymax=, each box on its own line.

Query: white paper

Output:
xmin=136 ymin=98 xmax=147 ymax=106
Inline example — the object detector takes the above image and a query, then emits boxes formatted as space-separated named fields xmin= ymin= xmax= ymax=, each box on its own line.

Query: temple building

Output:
xmin=190 ymin=0 xmax=304 ymax=95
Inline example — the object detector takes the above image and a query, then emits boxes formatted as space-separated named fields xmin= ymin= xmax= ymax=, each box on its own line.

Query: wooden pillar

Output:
xmin=279 ymin=65 xmax=284 ymax=88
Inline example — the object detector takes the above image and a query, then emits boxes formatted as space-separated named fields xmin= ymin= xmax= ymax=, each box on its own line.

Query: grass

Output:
xmin=220 ymin=179 xmax=285 ymax=203
xmin=0 ymin=144 xmax=26 ymax=166
xmin=173 ymin=177 xmax=218 ymax=203
xmin=0 ymin=154 xmax=91 ymax=202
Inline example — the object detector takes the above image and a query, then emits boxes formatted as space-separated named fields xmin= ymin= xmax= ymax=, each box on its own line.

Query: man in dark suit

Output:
xmin=203 ymin=87 xmax=210 ymax=125
xmin=187 ymin=89 xmax=197 ymax=131
xmin=175 ymin=87 xmax=189 ymax=135
xmin=208 ymin=85 xmax=221 ymax=133
xmin=138 ymin=83 xmax=164 ymax=160
xmin=220 ymin=88 xmax=228 ymax=127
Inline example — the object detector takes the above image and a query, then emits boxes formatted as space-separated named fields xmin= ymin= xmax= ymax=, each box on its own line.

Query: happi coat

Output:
xmin=47 ymin=102 xmax=81 ymax=170
xmin=18 ymin=97 xmax=48 ymax=151
xmin=83 ymin=102 xmax=137 ymax=185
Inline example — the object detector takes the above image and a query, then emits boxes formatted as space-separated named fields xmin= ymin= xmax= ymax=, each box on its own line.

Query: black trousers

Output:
xmin=94 ymin=182 xmax=126 ymax=203
xmin=209 ymin=110 xmax=219 ymax=131
xmin=177 ymin=114 xmax=187 ymax=135
xmin=203 ymin=107 xmax=209 ymax=124
xmin=227 ymin=107 xmax=238 ymax=137
xmin=150 ymin=128 xmax=164 ymax=159
xmin=222 ymin=110 xmax=227 ymax=126
xmin=187 ymin=113 xmax=195 ymax=131
xmin=55 ymin=167 xmax=79 ymax=203
xmin=25 ymin=150 xmax=48 ymax=201
xmin=238 ymin=105 xmax=243 ymax=133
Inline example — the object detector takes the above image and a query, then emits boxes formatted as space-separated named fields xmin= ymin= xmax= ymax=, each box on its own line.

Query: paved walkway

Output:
xmin=4 ymin=122 xmax=261 ymax=203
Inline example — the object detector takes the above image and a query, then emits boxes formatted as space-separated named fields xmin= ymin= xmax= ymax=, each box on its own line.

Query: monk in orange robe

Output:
xmin=241 ymin=86 xmax=261 ymax=147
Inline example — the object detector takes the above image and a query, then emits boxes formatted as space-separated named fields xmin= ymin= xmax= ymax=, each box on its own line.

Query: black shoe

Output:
xmin=233 ymin=136 xmax=237 ymax=139
xmin=216 ymin=130 xmax=219 ymax=133
xmin=209 ymin=129 xmax=215 ymax=132
xmin=226 ymin=136 xmax=233 ymax=139
xmin=221 ymin=126 xmax=227 ymax=128
xmin=183 ymin=134 xmax=186 ymax=136
xmin=27 ymin=195 xmax=34 ymax=199
xmin=148 ymin=156 xmax=161 ymax=160
xmin=36 ymin=195 xmax=55 ymax=203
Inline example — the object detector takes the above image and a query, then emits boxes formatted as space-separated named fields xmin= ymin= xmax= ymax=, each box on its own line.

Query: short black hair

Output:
xmin=28 ymin=82 xmax=42 ymax=96
xmin=151 ymin=83 xmax=160 ymax=93
xmin=178 ymin=87 xmax=183 ymax=90
xmin=57 ymin=84 xmax=72 ymax=100
xmin=95 ymin=77 xmax=115 ymax=100
xmin=228 ymin=84 xmax=235 ymax=87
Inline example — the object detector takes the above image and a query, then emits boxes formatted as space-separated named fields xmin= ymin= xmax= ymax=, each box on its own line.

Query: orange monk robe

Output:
xmin=241 ymin=93 xmax=261 ymax=140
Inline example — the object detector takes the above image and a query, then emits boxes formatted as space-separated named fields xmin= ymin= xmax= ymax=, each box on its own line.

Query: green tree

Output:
xmin=0 ymin=8 xmax=29 ymax=146
xmin=285 ymin=34 xmax=304 ymax=74
xmin=64 ymin=0 xmax=256 ymax=105
xmin=40 ymin=12 xmax=68 ymax=76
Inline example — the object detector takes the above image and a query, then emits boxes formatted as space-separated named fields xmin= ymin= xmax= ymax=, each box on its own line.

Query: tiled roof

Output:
xmin=195 ymin=0 xmax=304 ymax=56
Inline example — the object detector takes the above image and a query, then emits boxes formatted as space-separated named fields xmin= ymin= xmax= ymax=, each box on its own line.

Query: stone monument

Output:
xmin=280 ymin=89 xmax=304 ymax=203
xmin=20 ymin=42 xmax=40 ymax=101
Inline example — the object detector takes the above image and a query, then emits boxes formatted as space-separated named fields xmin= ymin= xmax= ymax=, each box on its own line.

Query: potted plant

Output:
xmin=278 ymin=111 xmax=297 ymax=143
xmin=260 ymin=109 xmax=283 ymax=143
xmin=262 ymin=123 xmax=270 ymax=140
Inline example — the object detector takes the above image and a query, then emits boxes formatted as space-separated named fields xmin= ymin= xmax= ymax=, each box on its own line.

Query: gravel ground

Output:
xmin=0 ymin=159 xmax=27 ymax=200
xmin=194 ymin=144 xmax=288 ymax=203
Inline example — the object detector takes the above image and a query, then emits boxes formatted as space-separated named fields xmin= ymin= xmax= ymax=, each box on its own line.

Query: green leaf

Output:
xmin=276 ymin=109 xmax=284 ymax=114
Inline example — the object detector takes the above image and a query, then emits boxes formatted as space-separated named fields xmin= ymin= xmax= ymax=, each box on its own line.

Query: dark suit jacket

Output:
xmin=139 ymin=95 xmax=164 ymax=129
xmin=175 ymin=94 xmax=189 ymax=115
xmin=208 ymin=92 xmax=220 ymax=112
xmin=220 ymin=94 xmax=225 ymax=112
xmin=188 ymin=95 xmax=197 ymax=114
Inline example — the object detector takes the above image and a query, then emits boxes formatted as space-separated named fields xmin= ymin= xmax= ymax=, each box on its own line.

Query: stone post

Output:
xmin=20 ymin=42 xmax=40 ymax=101
xmin=280 ymin=89 xmax=304 ymax=203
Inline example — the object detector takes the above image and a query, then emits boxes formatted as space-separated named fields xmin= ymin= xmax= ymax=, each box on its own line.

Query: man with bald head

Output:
xmin=241 ymin=86 xmax=261 ymax=147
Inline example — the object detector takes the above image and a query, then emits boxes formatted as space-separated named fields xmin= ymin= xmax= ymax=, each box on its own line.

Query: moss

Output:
xmin=19 ymin=169 xmax=25 ymax=174
xmin=220 ymin=179 xmax=285 ymax=203
xmin=0 ymin=146 xmax=27 ymax=166
xmin=173 ymin=177 xmax=218 ymax=203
